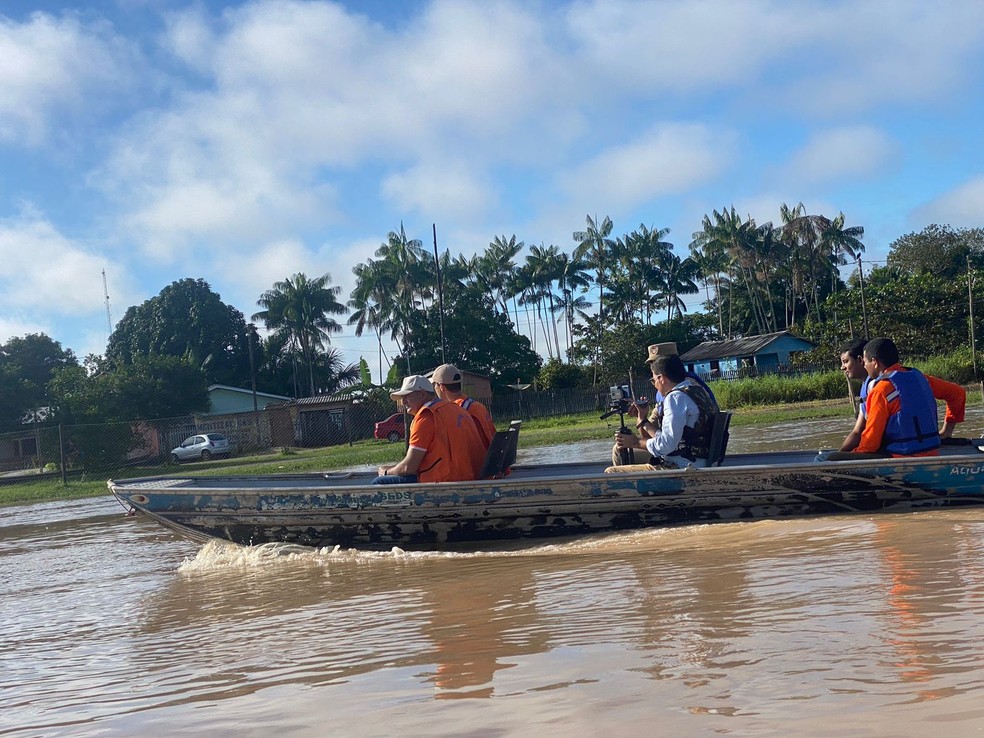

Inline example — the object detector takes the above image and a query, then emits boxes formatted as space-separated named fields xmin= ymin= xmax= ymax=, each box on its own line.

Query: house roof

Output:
xmin=207 ymin=384 xmax=292 ymax=401
xmin=680 ymin=331 xmax=816 ymax=362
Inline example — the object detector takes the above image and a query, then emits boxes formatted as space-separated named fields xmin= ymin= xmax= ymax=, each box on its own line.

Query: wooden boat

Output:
xmin=108 ymin=439 xmax=984 ymax=550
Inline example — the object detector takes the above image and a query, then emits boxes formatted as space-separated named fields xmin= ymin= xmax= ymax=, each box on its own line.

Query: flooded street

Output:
xmin=5 ymin=412 xmax=984 ymax=736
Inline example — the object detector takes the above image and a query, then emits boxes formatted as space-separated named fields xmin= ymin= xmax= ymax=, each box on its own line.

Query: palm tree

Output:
xmin=573 ymin=215 xmax=615 ymax=380
xmin=348 ymin=259 xmax=398 ymax=382
xmin=662 ymin=254 xmax=701 ymax=323
xmin=475 ymin=235 xmax=523 ymax=320
xmin=634 ymin=224 xmax=674 ymax=324
xmin=573 ymin=214 xmax=615 ymax=328
xmin=688 ymin=242 xmax=728 ymax=335
xmin=691 ymin=207 xmax=768 ymax=335
xmin=253 ymin=272 xmax=347 ymax=397
xmin=316 ymin=347 xmax=361 ymax=395
xmin=555 ymin=252 xmax=593 ymax=356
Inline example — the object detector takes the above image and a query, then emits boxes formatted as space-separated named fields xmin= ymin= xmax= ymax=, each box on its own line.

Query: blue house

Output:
xmin=680 ymin=331 xmax=816 ymax=379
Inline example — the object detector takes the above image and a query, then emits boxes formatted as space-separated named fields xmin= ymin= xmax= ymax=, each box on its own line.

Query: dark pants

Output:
xmin=371 ymin=473 xmax=419 ymax=485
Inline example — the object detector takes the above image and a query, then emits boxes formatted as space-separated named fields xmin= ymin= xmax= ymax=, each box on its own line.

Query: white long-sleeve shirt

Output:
xmin=645 ymin=379 xmax=705 ymax=468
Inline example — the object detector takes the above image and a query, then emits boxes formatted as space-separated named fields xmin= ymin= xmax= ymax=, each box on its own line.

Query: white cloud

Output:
xmin=382 ymin=162 xmax=494 ymax=220
xmin=564 ymin=1 xmax=984 ymax=117
xmin=563 ymin=0 xmax=801 ymax=93
xmin=0 ymin=214 xmax=115 ymax=312
xmin=0 ymin=315 xmax=48 ymax=345
xmin=160 ymin=6 xmax=216 ymax=71
xmin=562 ymin=123 xmax=736 ymax=213
xmin=913 ymin=176 xmax=984 ymax=229
xmin=0 ymin=11 xmax=136 ymax=145
xmin=218 ymin=237 xmax=320 ymax=316
xmin=783 ymin=126 xmax=895 ymax=185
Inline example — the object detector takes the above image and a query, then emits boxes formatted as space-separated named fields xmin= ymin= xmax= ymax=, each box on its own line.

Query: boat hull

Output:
xmin=108 ymin=449 xmax=984 ymax=550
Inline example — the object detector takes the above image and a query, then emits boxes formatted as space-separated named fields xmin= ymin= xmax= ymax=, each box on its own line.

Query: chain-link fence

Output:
xmin=0 ymin=400 xmax=398 ymax=493
xmin=0 ymin=412 xmax=277 ymax=490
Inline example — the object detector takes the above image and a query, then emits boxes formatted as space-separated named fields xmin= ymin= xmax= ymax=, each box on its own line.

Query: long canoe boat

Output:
xmin=108 ymin=444 xmax=984 ymax=550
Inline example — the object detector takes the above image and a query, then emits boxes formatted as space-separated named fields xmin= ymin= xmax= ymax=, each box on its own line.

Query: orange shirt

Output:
xmin=926 ymin=374 xmax=966 ymax=426
xmin=456 ymin=397 xmax=497 ymax=449
xmin=409 ymin=399 xmax=486 ymax=483
xmin=856 ymin=364 xmax=940 ymax=457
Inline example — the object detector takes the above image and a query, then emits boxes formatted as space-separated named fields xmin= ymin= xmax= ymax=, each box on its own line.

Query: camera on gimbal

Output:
xmin=600 ymin=385 xmax=648 ymax=464
xmin=600 ymin=385 xmax=647 ymax=419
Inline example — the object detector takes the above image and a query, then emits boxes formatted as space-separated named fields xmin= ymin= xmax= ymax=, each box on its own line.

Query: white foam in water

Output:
xmin=177 ymin=539 xmax=422 ymax=571
xmin=175 ymin=526 xmax=703 ymax=572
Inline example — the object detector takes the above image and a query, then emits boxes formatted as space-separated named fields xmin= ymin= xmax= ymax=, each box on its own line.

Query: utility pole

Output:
xmin=856 ymin=254 xmax=869 ymax=339
xmin=248 ymin=323 xmax=261 ymax=443
xmin=968 ymin=256 xmax=982 ymax=404
xmin=433 ymin=223 xmax=447 ymax=364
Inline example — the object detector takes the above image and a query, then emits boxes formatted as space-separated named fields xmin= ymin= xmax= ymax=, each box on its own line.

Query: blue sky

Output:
xmin=2 ymin=0 xmax=983 ymax=382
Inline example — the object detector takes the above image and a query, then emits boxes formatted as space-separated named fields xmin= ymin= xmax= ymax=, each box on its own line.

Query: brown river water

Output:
xmin=5 ymin=411 xmax=984 ymax=737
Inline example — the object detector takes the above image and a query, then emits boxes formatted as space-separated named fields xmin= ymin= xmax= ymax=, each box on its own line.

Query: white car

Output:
xmin=170 ymin=433 xmax=231 ymax=463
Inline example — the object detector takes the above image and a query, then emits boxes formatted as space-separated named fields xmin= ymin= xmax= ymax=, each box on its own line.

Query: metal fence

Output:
xmin=0 ymin=411 xmax=278 ymax=488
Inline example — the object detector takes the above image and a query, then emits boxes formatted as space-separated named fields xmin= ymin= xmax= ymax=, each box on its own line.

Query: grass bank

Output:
xmin=0 ymin=398 xmax=857 ymax=508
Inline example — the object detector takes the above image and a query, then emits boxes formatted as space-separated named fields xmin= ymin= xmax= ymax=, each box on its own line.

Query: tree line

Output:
xmin=2 ymin=213 xmax=983 ymax=431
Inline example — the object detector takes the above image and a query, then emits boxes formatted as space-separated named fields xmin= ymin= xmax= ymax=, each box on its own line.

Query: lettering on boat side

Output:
xmin=950 ymin=465 xmax=984 ymax=476
xmin=259 ymin=490 xmax=413 ymax=510
xmin=492 ymin=487 xmax=552 ymax=499
xmin=375 ymin=490 xmax=413 ymax=506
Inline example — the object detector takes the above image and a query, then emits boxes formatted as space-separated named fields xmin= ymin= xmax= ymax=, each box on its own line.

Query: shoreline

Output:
xmin=0 ymin=398 xmax=860 ymax=508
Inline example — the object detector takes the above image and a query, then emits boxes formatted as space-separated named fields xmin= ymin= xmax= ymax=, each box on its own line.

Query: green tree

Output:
xmin=569 ymin=314 xmax=718 ymax=387
xmin=573 ymin=214 xmax=616 ymax=381
xmin=397 ymin=284 xmax=541 ymax=392
xmin=253 ymin=272 xmax=347 ymax=397
xmin=474 ymin=234 xmax=523 ymax=319
xmin=0 ymin=333 xmax=77 ymax=428
xmin=48 ymin=354 xmax=209 ymax=423
xmin=887 ymin=224 xmax=984 ymax=278
xmin=107 ymin=278 xmax=250 ymax=387
xmin=537 ymin=359 xmax=589 ymax=390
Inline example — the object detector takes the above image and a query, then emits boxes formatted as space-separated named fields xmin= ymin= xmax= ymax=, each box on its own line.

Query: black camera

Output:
xmin=603 ymin=385 xmax=647 ymax=417
xmin=600 ymin=385 xmax=641 ymax=464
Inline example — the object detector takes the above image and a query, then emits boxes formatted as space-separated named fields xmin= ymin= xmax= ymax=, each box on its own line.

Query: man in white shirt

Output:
xmin=607 ymin=353 xmax=717 ymax=472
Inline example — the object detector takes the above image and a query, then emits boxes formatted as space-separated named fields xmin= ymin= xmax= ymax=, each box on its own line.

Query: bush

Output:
xmin=537 ymin=359 xmax=589 ymax=390
xmin=711 ymin=371 xmax=854 ymax=407
xmin=914 ymin=346 xmax=980 ymax=384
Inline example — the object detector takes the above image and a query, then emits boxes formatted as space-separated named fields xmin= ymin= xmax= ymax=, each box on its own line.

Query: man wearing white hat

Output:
xmin=372 ymin=374 xmax=487 ymax=485
xmin=430 ymin=363 xmax=497 ymax=449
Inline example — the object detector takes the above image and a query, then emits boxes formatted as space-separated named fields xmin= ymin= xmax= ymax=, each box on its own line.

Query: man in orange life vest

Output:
xmin=849 ymin=337 xmax=944 ymax=458
xmin=836 ymin=337 xmax=965 ymax=454
xmin=430 ymin=363 xmax=497 ymax=449
xmin=372 ymin=374 xmax=486 ymax=485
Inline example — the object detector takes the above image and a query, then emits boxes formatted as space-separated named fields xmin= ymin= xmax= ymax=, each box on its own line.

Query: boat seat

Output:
xmin=706 ymin=411 xmax=733 ymax=467
xmin=480 ymin=420 xmax=522 ymax=479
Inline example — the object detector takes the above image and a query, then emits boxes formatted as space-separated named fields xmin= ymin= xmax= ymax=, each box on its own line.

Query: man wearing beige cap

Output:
xmin=430 ymin=363 xmax=497 ymax=449
xmin=372 ymin=374 xmax=486 ymax=485
xmin=609 ymin=342 xmax=718 ymax=468
xmin=608 ymin=353 xmax=717 ymax=471
xmin=642 ymin=343 xmax=717 ymax=407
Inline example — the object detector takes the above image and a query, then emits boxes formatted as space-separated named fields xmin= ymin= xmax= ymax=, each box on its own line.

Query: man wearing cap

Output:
xmin=609 ymin=342 xmax=718 ymax=467
xmin=372 ymin=374 xmax=487 ymax=485
xmin=608 ymin=352 xmax=717 ymax=471
xmin=430 ymin=363 xmax=497 ymax=449
xmin=643 ymin=342 xmax=717 ymax=408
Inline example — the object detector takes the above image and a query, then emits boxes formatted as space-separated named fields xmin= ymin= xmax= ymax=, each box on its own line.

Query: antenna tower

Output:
xmin=102 ymin=269 xmax=112 ymax=336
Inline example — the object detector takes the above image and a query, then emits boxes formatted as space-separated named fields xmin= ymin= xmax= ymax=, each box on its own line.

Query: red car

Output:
xmin=374 ymin=413 xmax=406 ymax=442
